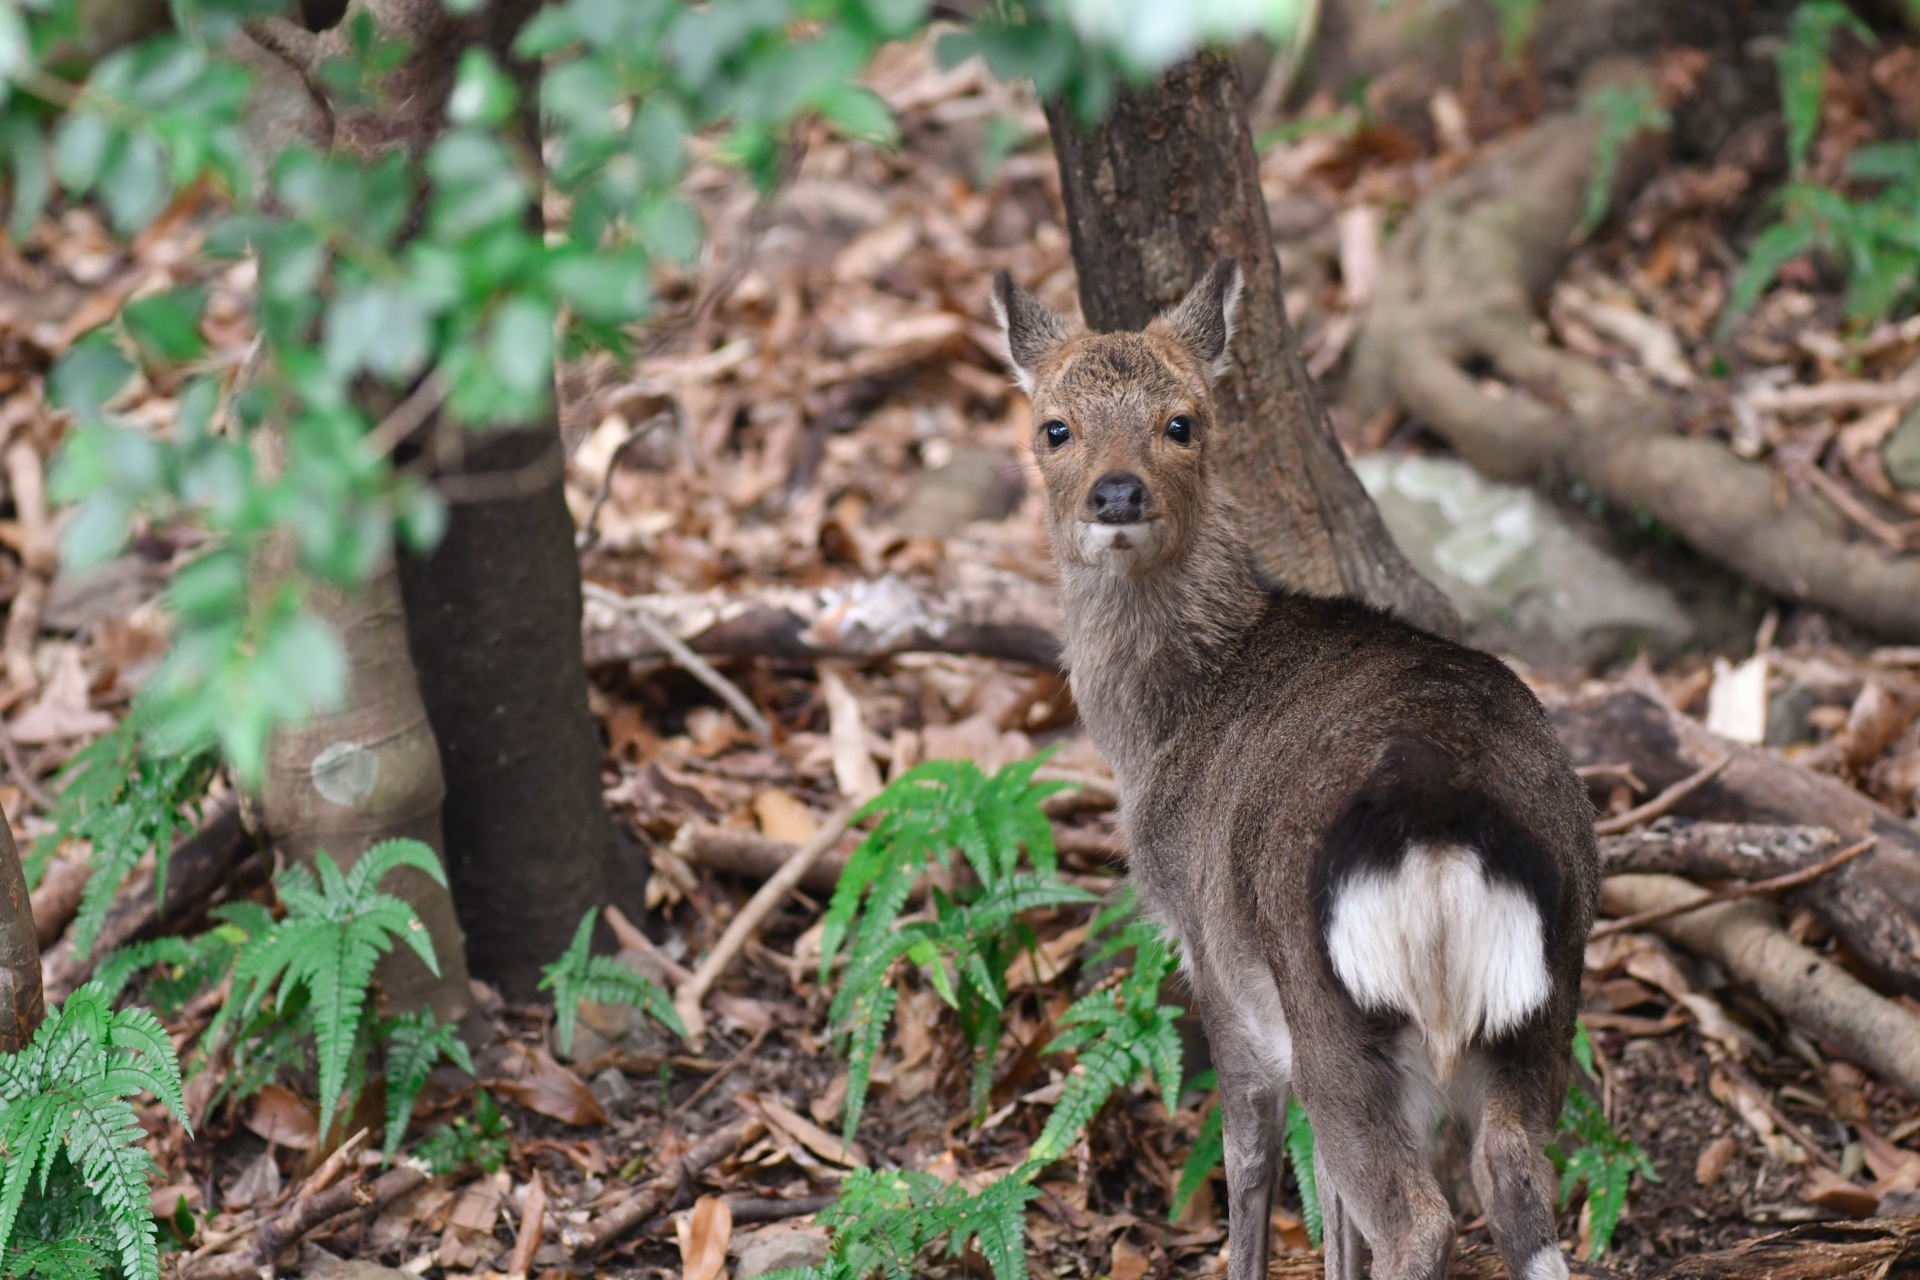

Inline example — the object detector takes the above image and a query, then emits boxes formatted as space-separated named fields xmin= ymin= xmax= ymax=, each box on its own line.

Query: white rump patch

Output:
xmin=1325 ymin=842 xmax=1549 ymax=1079
xmin=1522 ymin=1245 xmax=1570 ymax=1280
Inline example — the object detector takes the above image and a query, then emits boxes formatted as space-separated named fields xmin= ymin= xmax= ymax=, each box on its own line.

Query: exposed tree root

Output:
xmin=1348 ymin=80 xmax=1920 ymax=640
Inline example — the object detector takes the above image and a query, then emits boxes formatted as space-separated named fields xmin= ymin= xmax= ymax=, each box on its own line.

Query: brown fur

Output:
xmin=993 ymin=261 xmax=1600 ymax=1280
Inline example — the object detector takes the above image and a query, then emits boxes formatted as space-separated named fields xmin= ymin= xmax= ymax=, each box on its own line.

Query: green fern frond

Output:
xmin=1286 ymin=1096 xmax=1322 ymax=1248
xmin=1172 ymin=1085 xmax=1222 ymax=1217
xmin=413 ymin=1088 xmax=512 ymax=1176
xmin=538 ymin=909 xmax=683 ymax=1057
xmin=805 ymin=1167 xmax=1039 ymax=1280
xmin=1552 ymin=1081 xmax=1659 ymax=1259
xmin=379 ymin=1010 xmax=474 ymax=1157
xmin=37 ymin=720 xmax=218 ymax=957
xmin=227 ymin=840 xmax=445 ymax=1139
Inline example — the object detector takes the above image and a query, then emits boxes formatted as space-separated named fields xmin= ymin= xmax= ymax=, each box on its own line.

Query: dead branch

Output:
xmin=673 ymin=803 xmax=857 ymax=1048
xmin=40 ymin=806 xmax=253 ymax=1003
xmin=1598 ymin=820 xmax=1842 ymax=878
xmin=1590 ymin=836 xmax=1875 ymax=939
xmin=185 ymin=1164 xmax=426 ymax=1280
xmin=562 ymin=1113 xmax=767 ymax=1257
xmin=1601 ymin=873 xmax=1920 ymax=1099
xmin=1348 ymin=71 xmax=1920 ymax=640
xmin=1553 ymin=691 xmax=1920 ymax=997
xmin=1592 ymin=755 xmax=1730 ymax=835
xmin=674 ymin=823 xmax=849 ymax=896
xmin=581 ymin=573 xmax=1062 ymax=672
xmin=1648 ymin=1215 xmax=1920 ymax=1279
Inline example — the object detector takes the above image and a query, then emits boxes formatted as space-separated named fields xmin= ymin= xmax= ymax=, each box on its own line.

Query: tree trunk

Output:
xmin=397 ymin=428 xmax=623 ymax=1001
xmin=1044 ymin=54 xmax=1458 ymax=636
xmin=0 ymin=814 xmax=42 ymax=1052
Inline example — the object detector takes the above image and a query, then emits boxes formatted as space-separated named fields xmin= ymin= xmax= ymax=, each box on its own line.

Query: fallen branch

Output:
xmin=1553 ymin=691 xmax=1920 ymax=997
xmin=1600 ymin=873 xmax=1920 ymax=1100
xmin=585 ymin=584 xmax=772 ymax=744
xmin=1598 ymin=820 xmax=1841 ymax=878
xmin=673 ymin=824 xmax=849 ymax=896
xmin=562 ymin=1113 xmax=767 ymax=1257
xmin=1593 ymin=755 xmax=1730 ymax=835
xmin=581 ymin=573 xmax=1062 ymax=672
xmin=1648 ymin=1214 xmax=1920 ymax=1279
xmin=185 ymin=1164 xmax=426 ymax=1280
xmin=1590 ymin=836 xmax=1875 ymax=939
xmin=41 ymin=806 xmax=254 ymax=1002
xmin=673 ymin=803 xmax=857 ymax=1048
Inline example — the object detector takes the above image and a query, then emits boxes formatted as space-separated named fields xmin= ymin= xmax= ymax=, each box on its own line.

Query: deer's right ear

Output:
xmin=991 ymin=270 xmax=1069 ymax=395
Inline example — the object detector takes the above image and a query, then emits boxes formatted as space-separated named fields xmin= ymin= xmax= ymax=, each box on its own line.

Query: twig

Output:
xmin=563 ymin=1113 xmax=766 ymax=1257
xmin=604 ymin=903 xmax=694 ymax=986
xmin=583 ymin=583 xmax=772 ymax=745
xmin=575 ymin=410 xmax=673 ymax=552
xmin=671 ymin=1026 xmax=768 ymax=1118
xmin=362 ymin=372 xmax=449 ymax=459
xmin=1591 ymin=836 xmax=1877 ymax=939
xmin=185 ymin=1164 xmax=426 ymax=1280
xmin=1576 ymin=762 xmax=1646 ymax=793
xmin=1593 ymin=755 xmax=1731 ymax=835
xmin=1718 ymin=1056 xmax=1841 ymax=1171
xmin=0 ymin=722 xmax=49 ymax=812
xmin=1797 ymin=463 xmax=1916 ymax=553
xmin=672 ymin=802 xmax=857 ymax=1047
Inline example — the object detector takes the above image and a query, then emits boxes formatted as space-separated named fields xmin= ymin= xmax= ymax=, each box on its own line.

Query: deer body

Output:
xmin=994 ymin=261 xmax=1599 ymax=1280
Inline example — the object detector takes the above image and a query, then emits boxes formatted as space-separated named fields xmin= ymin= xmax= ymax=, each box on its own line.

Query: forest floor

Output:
xmin=5 ymin=24 xmax=1920 ymax=1280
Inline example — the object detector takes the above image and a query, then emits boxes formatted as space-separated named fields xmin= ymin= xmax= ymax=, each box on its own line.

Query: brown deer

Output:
xmin=992 ymin=260 xmax=1599 ymax=1280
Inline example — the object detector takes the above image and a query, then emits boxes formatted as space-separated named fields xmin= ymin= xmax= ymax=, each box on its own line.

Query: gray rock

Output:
xmin=892 ymin=447 xmax=1024 ymax=537
xmin=591 ymin=1065 xmax=634 ymax=1111
xmin=736 ymin=1230 xmax=830 ymax=1279
xmin=1766 ymin=683 xmax=1819 ymax=746
xmin=1885 ymin=401 xmax=1920 ymax=491
xmin=1352 ymin=453 xmax=1694 ymax=669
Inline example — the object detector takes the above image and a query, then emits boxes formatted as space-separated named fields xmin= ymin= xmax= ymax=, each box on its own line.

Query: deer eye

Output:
xmin=1043 ymin=420 xmax=1071 ymax=449
xmin=1166 ymin=414 xmax=1195 ymax=445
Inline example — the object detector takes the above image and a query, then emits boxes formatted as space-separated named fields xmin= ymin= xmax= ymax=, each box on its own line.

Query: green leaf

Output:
xmin=487 ymin=295 xmax=555 ymax=396
xmin=1286 ymin=1096 xmax=1322 ymax=1248
xmin=811 ymin=84 xmax=897 ymax=145
xmin=49 ymin=341 xmax=135 ymax=423
xmin=448 ymin=47 xmax=517 ymax=127
xmin=51 ymin=112 xmax=110 ymax=190
xmin=101 ymin=132 xmax=167 ymax=234
xmin=1172 ymin=1095 xmax=1222 ymax=1217
xmin=4 ymin=116 xmax=49 ymax=240
xmin=122 ymin=289 xmax=208 ymax=365
xmin=538 ymin=908 xmax=684 ymax=1056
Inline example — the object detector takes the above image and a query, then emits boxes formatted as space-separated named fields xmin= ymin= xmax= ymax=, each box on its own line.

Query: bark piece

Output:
xmin=1601 ymin=874 xmax=1920 ymax=1099
xmin=184 ymin=1165 xmax=426 ymax=1280
xmin=1553 ymin=690 xmax=1920 ymax=996
xmin=1044 ymin=53 xmax=1457 ymax=636
xmin=1348 ymin=77 xmax=1920 ymax=641
xmin=1649 ymin=1215 xmax=1920 ymax=1279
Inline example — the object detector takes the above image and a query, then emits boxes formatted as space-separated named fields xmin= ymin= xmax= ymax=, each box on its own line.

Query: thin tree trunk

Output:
xmin=0 ymin=815 xmax=43 ymax=1051
xmin=1044 ymin=54 xmax=1458 ymax=636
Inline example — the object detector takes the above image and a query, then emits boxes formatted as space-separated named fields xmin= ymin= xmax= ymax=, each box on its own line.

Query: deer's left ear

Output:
xmin=991 ymin=270 xmax=1072 ymax=395
xmin=1153 ymin=257 xmax=1243 ymax=378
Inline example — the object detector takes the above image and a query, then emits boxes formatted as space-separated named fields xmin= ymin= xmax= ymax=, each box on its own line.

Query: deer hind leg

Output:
xmin=1298 ymin=1039 xmax=1453 ymax=1280
xmin=1469 ymin=1045 xmax=1570 ymax=1280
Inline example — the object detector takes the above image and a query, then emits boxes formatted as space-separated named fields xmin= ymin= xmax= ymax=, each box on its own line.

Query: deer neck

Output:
xmin=1056 ymin=512 xmax=1266 ymax=787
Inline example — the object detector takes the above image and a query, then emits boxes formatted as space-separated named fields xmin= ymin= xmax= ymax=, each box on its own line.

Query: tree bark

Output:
xmin=0 ymin=815 xmax=42 ymax=1052
xmin=1044 ymin=54 xmax=1458 ymax=636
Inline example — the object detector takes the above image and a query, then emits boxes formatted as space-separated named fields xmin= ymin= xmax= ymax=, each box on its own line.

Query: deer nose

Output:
xmin=1086 ymin=471 xmax=1149 ymax=524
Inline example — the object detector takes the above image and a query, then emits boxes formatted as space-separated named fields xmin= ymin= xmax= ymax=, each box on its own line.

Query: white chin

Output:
xmin=1075 ymin=521 xmax=1158 ymax=564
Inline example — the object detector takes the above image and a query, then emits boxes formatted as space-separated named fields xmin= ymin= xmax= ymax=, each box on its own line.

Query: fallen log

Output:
xmin=1649 ymin=1215 xmax=1920 ymax=1279
xmin=1553 ymin=690 xmax=1920 ymax=997
xmin=40 ymin=805 xmax=254 ymax=1003
xmin=675 ymin=824 xmax=848 ymax=896
xmin=1601 ymin=874 xmax=1920 ymax=1099
xmin=581 ymin=571 xmax=1062 ymax=672
xmin=563 ymin=1112 xmax=766 ymax=1257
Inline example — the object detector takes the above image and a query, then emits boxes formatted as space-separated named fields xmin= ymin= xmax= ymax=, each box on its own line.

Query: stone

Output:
xmin=1352 ymin=453 xmax=1694 ymax=669
xmin=299 ymin=1248 xmax=410 ymax=1280
xmin=591 ymin=1065 xmax=634 ymax=1111
xmin=736 ymin=1228 xmax=830 ymax=1279
xmin=1884 ymin=401 xmax=1920 ymax=491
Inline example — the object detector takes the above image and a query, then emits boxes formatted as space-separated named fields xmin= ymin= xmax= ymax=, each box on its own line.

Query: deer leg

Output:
xmin=1317 ymin=1163 xmax=1364 ymax=1280
xmin=1470 ymin=1052 xmax=1569 ymax=1280
xmin=1217 ymin=1066 xmax=1286 ymax=1280
xmin=1298 ymin=1047 xmax=1453 ymax=1280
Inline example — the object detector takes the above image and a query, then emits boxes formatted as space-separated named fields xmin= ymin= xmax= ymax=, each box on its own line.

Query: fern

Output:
xmin=1487 ymin=0 xmax=1539 ymax=61
xmin=1171 ymin=1070 xmax=1222 ymax=1217
xmin=35 ymin=718 xmax=218 ymax=956
xmin=379 ymin=1010 xmax=473 ymax=1158
xmin=1551 ymin=1026 xmax=1658 ymax=1261
xmin=1579 ymin=82 xmax=1671 ymax=236
xmin=1778 ymin=1 xmax=1872 ymax=176
xmin=0 ymin=984 xmax=188 ymax=1280
xmin=223 ymin=839 xmax=444 ymax=1138
xmin=821 ymin=753 xmax=1091 ymax=1144
xmin=767 ymin=1168 xmax=1041 ymax=1280
xmin=537 ymin=909 xmax=683 ymax=1056
xmin=1285 ymin=1096 xmax=1322 ymax=1248
xmin=413 ymin=1089 xmax=512 ymax=1176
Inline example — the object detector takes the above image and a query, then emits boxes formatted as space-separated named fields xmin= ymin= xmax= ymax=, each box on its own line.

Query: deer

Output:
xmin=990 ymin=259 xmax=1600 ymax=1280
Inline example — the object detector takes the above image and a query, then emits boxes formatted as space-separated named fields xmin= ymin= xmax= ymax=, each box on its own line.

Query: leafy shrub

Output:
xmin=414 ymin=1088 xmax=513 ymax=1177
xmin=538 ymin=907 xmax=683 ymax=1057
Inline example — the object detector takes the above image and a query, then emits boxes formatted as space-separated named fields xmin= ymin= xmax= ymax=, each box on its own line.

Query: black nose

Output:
xmin=1087 ymin=471 xmax=1149 ymax=524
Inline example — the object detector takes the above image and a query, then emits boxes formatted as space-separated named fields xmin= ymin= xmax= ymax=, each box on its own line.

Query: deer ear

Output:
xmin=991 ymin=270 xmax=1071 ymax=395
xmin=1155 ymin=257 xmax=1244 ymax=378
